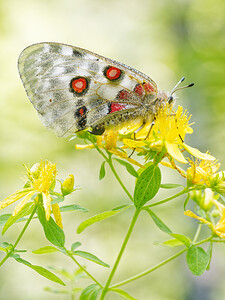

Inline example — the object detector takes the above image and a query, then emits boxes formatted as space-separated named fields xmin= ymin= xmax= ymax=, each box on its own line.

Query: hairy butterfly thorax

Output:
xmin=18 ymin=43 xmax=193 ymax=138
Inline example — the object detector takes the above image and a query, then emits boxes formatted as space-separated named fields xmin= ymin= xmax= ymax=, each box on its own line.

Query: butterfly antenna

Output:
xmin=169 ymin=77 xmax=194 ymax=97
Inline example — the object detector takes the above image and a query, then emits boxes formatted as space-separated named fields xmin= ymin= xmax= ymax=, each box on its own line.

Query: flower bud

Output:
xmin=61 ymin=174 xmax=75 ymax=195
xmin=30 ymin=163 xmax=41 ymax=179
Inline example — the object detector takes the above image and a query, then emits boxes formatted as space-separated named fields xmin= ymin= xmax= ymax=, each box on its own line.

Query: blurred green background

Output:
xmin=0 ymin=0 xmax=225 ymax=299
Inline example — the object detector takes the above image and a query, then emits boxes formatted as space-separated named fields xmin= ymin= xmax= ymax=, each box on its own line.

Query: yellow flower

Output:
xmin=185 ymin=200 xmax=225 ymax=239
xmin=186 ymin=157 xmax=220 ymax=186
xmin=0 ymin=161 xmax=63 ymax=227
xmin=146 ymin=104 xmax=214 ymax=163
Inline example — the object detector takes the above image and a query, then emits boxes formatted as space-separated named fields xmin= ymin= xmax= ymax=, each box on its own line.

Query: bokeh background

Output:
xmin=0 ymin=0 xmax=225 ymax=299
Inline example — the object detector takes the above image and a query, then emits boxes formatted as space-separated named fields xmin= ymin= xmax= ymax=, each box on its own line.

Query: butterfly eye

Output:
xmin=167 ymin=95 xmax=174 ymax=104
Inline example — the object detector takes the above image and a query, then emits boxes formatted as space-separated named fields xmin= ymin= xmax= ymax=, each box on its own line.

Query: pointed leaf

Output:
xmin=73 ymin=250 xmax=110 ymax=268
xmin=206 ymin=242 xmax=213 ymax=270
xmin=77 ymin=206 xmax=130 ymax=234
xmin=2 ymin=203 xmax=35 ymax=235
xmin=186 ymin=245 xmax=210 ymax=276
xmin=134 ymin=163 xmax=161 ymax=208
xmin=170 ymin=233 xmax=191 ymax=247
xmin=0 ymin=246 xmax=7 ymax=253
xmin=155 ymin=238 xmax=184 ymax=247
xmin=89 ymin=288 xmax=102 ymax=300
xmin=60 ymin=204 xmax=88 ymax=212
xmin=32 ymin=246 xmax=60 ymax=254
xmin=0 ymin=214 xmax=11 ymax=226
xmin=160 ymin=184 xmax=183 ymax=189
xmin=50 ymin=194 xmax=64 ymax=204
xmin=145 ymin=208 xmax=172 ymax=233
xmin=15 ymin=257 xmax=65 ymax=285
xmin=99 ymin=161 xmax=106 ymax=180
xmin=111 ymin=288 xmax=139 ymax=300
xmin=71 ymin=242 xmax=82 ymax=251
xmin=79 ymin=284 xmax=99 ymax=300
xmin=37 ymin=206 xmax=65 ymax=247
xmin=114 ymin=159 xmax=138 ymax=178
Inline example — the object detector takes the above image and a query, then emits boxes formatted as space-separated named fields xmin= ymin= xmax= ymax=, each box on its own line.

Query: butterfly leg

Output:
xmin=129 ymin=121 xmax=146 ymax=158
xmin=144 ymin=119 xmax=155 ymax=140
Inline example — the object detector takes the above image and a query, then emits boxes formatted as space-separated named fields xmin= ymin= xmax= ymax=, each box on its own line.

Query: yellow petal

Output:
xmin=0 ymin=191 xmax=31 ymax=210
xmin=109 ymin=149 xmax=143 ymax=168
xmin=42 ymin=191 xmax=52 ymax=221
xmin=183 ymin=143 xmax=215 ymax=161
xmin=52 ymin=203 xmax=63 ymax=229
xmin=184 ymin=210 xmax=211 ymax=226
xmin=165 ymin=141 xmax=188 ymax=163
xmin=12 ymin=191 xmax=36 ymax=216
xmin=75 ymin=144 xmax=94 ymax=150
xmin=122 ymin=139 xmax=146 ymax=148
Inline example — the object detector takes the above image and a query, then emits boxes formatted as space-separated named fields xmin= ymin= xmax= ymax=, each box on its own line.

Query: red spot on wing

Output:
xmin=79 ymin=108 xmax=84 ymax=115
xmin=106 ymin=67 xmax=121 ymax=80
xmin=134 ymin=84 xmax=144 ymax=96
xmin=143 ymin=82 xmax=155 ymax=93
xmin=109 ymin=103 xmax=126 ymax=114
xmin=117 ymin=90 xmax=132 ymax=100
xmin=71 ymin=77 xmax=87 ymax=93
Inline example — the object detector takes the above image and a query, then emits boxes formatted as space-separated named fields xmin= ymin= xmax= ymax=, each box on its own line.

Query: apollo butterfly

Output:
xmin=18 ymin=42 xmax=193 ymax=137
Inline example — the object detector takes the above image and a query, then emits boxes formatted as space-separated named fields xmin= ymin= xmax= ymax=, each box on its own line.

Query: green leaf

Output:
xmin=111 ymin=288 xmax=139 ymax=300
xmin=71 ymin=242 xmax=82 ymax=251
xmin=37 ymin=206 xmax=65 ymax=247
xmin=89 ymin=288 xmax=102 ymax=300
xmin=184 ymin=194 xmax=190 ymax=210
xmin=2 ymin=203 xmax=35 ymax=235
xmin=114 ymin=159 xmax=138 ymax=178
xmin=77 ymin=206 xmax=130 ymax=234
xmin=155 ymin=238 xmax=184 ymax=247
xmin=32 ymin=246 xmax=60 ymax=254
xmin=73 ymin=250 xmax=110 ymax=268
xmin=170 ymin=233 xmax=191 ymax=247
xmin=15 ymin=257 xmax=65 ymax=285
xmin=60 ymin=204 xmax=88 ymax=212
xmin=0 ymin=214 xmax=11 ymax=226
xmin=160 ymin=184 xmax=183 ymax=189
xmin=206 ymin=242 xmax=213 ymax=270
xmin=0 ymin=246 xmax=7 ymax=253
xmin=134 ymin=163 xmax=161 ymax=208
xmin=79 ymin=284 xmax=99 ymax=300
xmin=145 ymin=208 xmax=172 ymax=234
xmin=50 ymin=194 xmax=64 ymax=204
xmin=186 ymin=245 xmax=210 ymax=276
xmin=99 ymin=161 xmax=106 ymax=180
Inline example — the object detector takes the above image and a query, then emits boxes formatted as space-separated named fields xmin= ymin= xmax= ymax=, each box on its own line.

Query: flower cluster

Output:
xmin=0 ymin=161 xmax=75 ymax=228
xmin=75 ymin=103 xmax=225 ymax=238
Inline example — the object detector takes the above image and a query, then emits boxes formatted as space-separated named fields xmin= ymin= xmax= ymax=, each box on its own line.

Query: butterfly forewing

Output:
xmin=18 ymin=42 xmax=158 ymax=137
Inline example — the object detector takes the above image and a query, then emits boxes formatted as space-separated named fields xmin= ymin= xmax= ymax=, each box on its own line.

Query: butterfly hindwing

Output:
xmin=18 ymin=42 xmax=158 ymax=137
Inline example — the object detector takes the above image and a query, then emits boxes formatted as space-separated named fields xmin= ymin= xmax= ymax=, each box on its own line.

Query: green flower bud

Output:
xmin=61 ymin=174 xmax=75 ymax=195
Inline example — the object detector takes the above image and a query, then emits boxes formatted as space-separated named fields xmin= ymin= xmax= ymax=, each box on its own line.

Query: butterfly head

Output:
xmin=167 ymin=77 xmax=194 ymax=105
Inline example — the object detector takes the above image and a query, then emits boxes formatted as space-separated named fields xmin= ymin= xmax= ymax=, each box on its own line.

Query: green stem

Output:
xmin=107 ymin=155 xmax=133 ymax=201
xmin=193 ymin=224 xmax=202 ymax=243
xmin=0 ymin=204 xmax=37 ymax=267
xmin=145 ymin=188 xmax=188 ymax=208
xmin=94 ymin=144 xmax=133 ymax=201
xmin=111 ymin=234 xmax=213 ymax=289
xmin=100 ymin=209 xmax=140 ymax=300
xmin=111 ymin=249 xmax=186 ymax=288
xmin=65 ymin=249 xmax=103 ymax=288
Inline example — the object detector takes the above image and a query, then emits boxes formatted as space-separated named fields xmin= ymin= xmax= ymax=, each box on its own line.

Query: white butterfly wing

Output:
xmin=18 ymin=42 xmax=158 ymax=137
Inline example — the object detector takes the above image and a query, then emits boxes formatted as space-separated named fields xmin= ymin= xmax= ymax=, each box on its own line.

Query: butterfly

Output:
xmin=18 ymin=42 xmax=193 ymax=138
